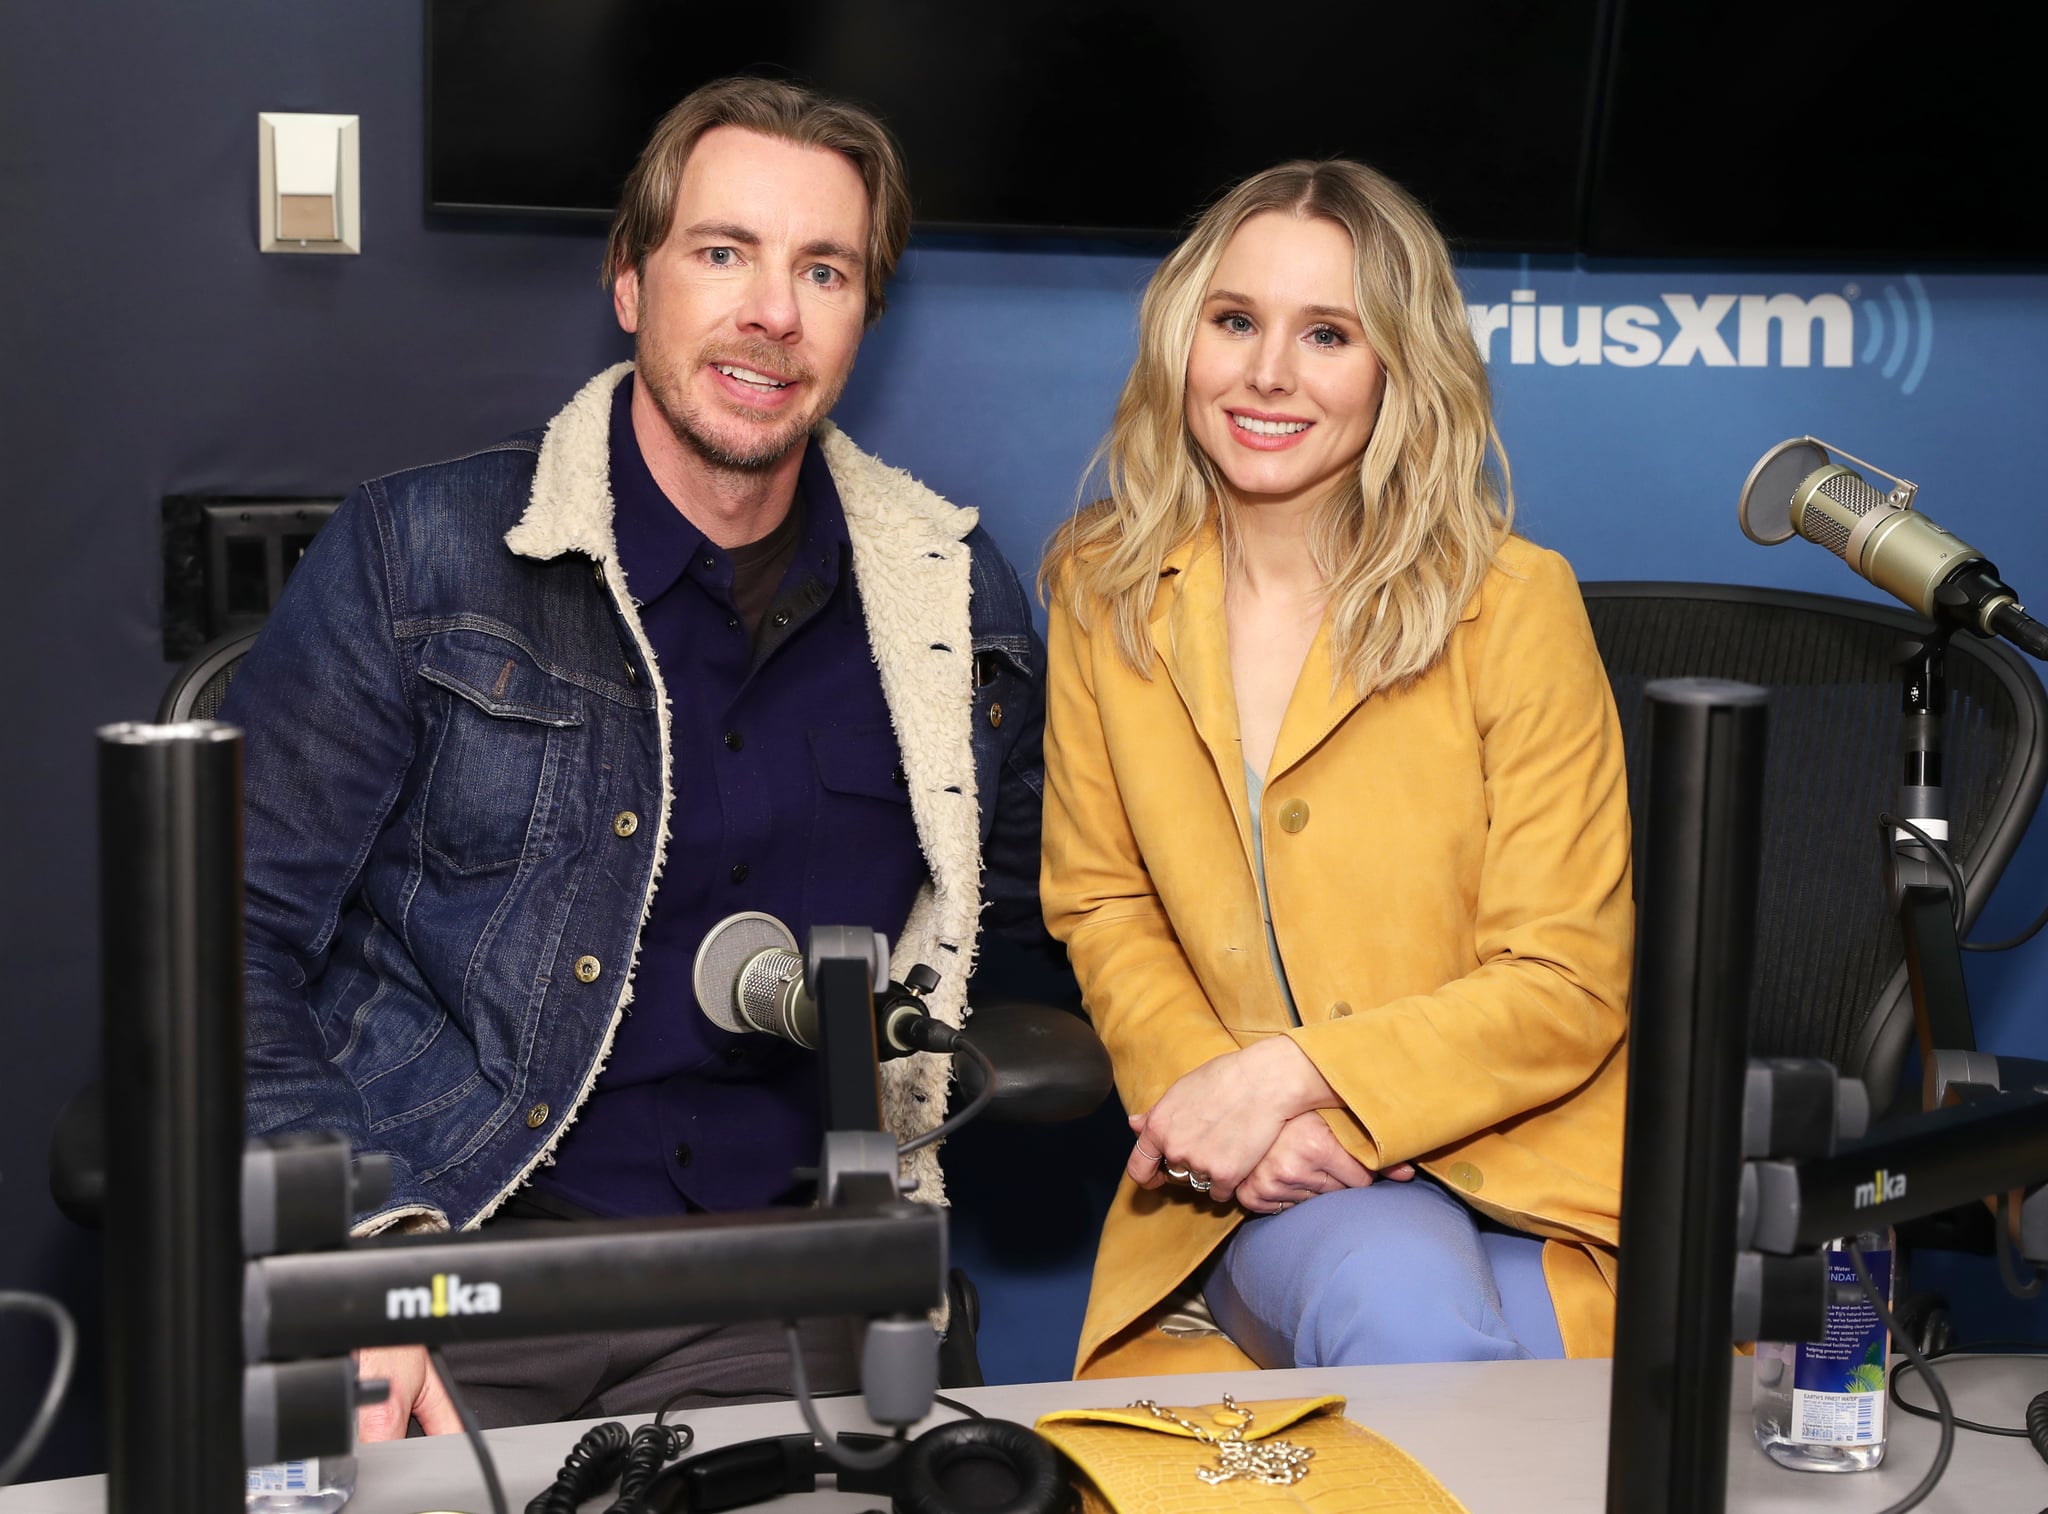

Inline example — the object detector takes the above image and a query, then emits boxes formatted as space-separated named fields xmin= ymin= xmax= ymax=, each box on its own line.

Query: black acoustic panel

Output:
xmin=427 ymin=0 xmax=1605 ymax=248
xmin=1585 ymin=0 xmax=2048 ymax=261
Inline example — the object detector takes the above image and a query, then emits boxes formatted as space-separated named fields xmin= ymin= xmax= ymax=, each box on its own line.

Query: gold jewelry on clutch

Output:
xmin=1127 ymin=1392 xmax=1315 ymax=1486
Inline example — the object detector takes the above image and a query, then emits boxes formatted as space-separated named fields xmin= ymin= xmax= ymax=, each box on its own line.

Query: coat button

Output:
xmin=673 ymin=1143 xmax=694 ymax=1167
xmin=987 ymin=702 xmax=1004 ymax=729
xmin=724 ymin=729 xmax=744 ymax=752
xmin=1278 ymin=799 xmax=1310 ymax=834
xmin=730 ymin=862 xmax=750 ymax=884
xmin=1329 ymin=1001 xmax=1353 ymax=1019
xmin=613 ymin=810 xmax=640 ymax=838
xmin=526 ymin=1103 xmax=550 ymax=1129
xmin=574 ymin=955 xmax=601 ymax=983
xmin=1448 ymin=1161 xmax=1483 ymax=1193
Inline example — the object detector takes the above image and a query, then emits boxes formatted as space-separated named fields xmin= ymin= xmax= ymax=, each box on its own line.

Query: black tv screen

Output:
xmin=1584 ymin=0 xmax=2048 ymax=260
xmin=426 ymin=0 xmax=1607 ymax=249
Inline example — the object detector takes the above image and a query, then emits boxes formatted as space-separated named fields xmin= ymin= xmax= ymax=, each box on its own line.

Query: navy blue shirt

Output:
xmin=531 ymin=379 xmax=929 ymax=1217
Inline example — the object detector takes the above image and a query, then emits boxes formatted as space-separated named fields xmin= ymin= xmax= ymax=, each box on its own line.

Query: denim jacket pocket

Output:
xmin=418 ymin=628 xmax=584 ymax=874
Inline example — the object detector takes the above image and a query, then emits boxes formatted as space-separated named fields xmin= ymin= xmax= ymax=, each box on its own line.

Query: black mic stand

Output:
xmin=98 ymin=722 xmax=949 ymax=1514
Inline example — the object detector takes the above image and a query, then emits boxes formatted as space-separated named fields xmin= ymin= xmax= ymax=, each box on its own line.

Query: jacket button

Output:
xmin=1329 ymin=1001 xmax=1353 ymax=1019
xmin=613 ymin=810 xmax=639 ymax=838
xmin=1278 ymin=799 xmax=1310 ymax=834
xmin=574 ymin=955 xmax=602 ymax=983
xmin=623 ymin=659 xmax=638 ymax=684
xmin=987 ymin=702 xmax=1004 ymax=730
xmin=1448 ymin=1161 xmax=1483 ymax=1193
xmin=730 ymin=862 xmax=750 ymax=884
xmin=673 ymin=1143 xmax=693 ymax=1167
xmin=724 ymin=729 xmax=744 ymax=752
xmin=526 ymin=1103 xmax=550 ymax=1129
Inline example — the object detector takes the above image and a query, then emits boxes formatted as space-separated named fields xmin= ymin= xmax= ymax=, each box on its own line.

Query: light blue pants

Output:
xmin=1203 ymin=1177 xmax=1566 ymax=1367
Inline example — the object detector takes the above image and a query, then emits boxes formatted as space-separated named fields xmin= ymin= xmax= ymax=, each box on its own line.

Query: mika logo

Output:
xmin=1852 ymin=1169 xmax=1908 ymax=1209
xmin=1466 ymin=273 xmax=1934 ymax=394
xmin=384 ymin=1272 xmax=503 ymax=1320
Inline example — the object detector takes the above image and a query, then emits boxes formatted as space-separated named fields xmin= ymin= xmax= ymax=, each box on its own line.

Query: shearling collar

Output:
xmin=504 ymin=362 xmax=977 ymax=563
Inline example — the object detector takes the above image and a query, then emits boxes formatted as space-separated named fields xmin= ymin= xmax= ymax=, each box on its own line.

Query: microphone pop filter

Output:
xmin=1739 ymin=437 xmax=1831 ymax=546
xmin=693 ymin=911 xmax=798 ymax=1033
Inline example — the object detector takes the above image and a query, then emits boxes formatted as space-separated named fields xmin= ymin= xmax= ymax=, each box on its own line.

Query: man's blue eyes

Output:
xmin=701 ymin=248 xmax=840 ymax=286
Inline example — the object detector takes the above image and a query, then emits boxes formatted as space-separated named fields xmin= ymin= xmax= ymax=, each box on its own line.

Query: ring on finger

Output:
xmin=1135 ymin=1144 xmax=1161 ymax=1163
xmin=1189 ymin=1172 xmax=1213 ymax=1194
xmin=1164 ymin=1166 xmax=1192 ymax=1183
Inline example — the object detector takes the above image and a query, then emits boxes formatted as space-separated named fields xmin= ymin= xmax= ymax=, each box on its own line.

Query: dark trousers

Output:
xmin=438 ymin=1191 xmax=862 ymax=1429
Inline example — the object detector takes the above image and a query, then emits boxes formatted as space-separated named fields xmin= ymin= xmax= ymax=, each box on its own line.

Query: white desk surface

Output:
xmin=5 ymin=1355 xmax=2046 ymax=1513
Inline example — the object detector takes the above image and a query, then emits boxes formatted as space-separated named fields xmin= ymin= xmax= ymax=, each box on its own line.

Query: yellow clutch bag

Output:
xmin=1033 ymin=1394 xmax=1468 ymax=1514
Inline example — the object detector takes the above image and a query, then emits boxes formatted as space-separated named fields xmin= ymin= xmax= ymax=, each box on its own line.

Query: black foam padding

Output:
xmin=895 ymin=1420 xmax=1066 ymax=1514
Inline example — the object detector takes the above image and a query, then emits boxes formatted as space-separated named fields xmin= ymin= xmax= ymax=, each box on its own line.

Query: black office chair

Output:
xmin=1581 ymin=581 xmax=2048 ymax=1113
xmin=157 ymin=628 xmax=261 ymax=722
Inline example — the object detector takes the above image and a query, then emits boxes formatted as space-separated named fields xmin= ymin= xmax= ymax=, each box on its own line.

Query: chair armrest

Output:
xmin=49 ymin=1082 xmax=104 ymax=1229
xmin=955 ymin=998 xmax=1113 ymax=1124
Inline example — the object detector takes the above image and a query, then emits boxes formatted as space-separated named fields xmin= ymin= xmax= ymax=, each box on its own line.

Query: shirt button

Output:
xmin=723 ymin=1045 xmax=747 ymax=1064
xmin=613 ymin=810 xmax=639 ymax=838
xmin=730 ymin=862 xmax=750 ymax=884
xmin=526 ymin=1103 xmax=551 ymax=1129
xmin=673 ymin=1143 xmax=693 ymax=1168
xmin=771 ymin=610 xmax=791 ymax=629
xmin=1330 ymin=1001 xmax=1353 ymax=1019
xmin=724 ymin=729 xmax=744 ymax=752
xmin=573 ymin=955 xmax=602 ymax=983
xmin=1448 ymin=1161 xmax=1483 ymax=1193
xmin=987 ymin=702 xmax=1004 ymax=730
xmin=702 ymin=554 xmax=716 ymax=570
xmin=1278 ymin=799 xmax=1310 ymax=834
xmin=726 ymin=616 xmax=741 ymax=631
xmin=890 ymin=764 xmax=908 ymax=786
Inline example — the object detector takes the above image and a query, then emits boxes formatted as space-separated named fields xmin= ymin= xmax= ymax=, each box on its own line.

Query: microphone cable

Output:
xmin=0 ymin=1290 xmax=76 ymax=1488
xmin=896 ymin=1030 xmax=996 ymax=1159
xmin=1845 ymin=1240 xmax=1953 ymax=1514
xmin=783 ymin=1323 xmax=906 ymax=1472
xmin=426 ymin=1344 xmax=509 ymax=1514
xmin=1879 ymin=813 xmax=2048 ymax=953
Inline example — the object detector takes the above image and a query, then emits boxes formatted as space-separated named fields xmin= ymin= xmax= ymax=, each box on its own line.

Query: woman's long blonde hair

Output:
xmin=1041 ymin=160 xmax=1512 ymax=698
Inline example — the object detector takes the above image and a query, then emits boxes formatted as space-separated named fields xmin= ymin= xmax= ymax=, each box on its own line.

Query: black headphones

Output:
xmin=652 ymin=1418 xmax=1069 ymax=1514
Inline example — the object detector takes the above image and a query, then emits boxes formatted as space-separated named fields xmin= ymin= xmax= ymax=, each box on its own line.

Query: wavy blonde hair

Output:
xmin=1042 ymin=160 xmax=1512 ymax=697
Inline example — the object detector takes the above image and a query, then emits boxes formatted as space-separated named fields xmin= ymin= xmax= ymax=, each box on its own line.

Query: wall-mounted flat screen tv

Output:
xmin=426 ymin=0 xmax=1606 ymax=249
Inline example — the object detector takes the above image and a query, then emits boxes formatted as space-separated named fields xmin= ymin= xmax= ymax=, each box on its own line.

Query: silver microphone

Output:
xmin=1736 ymin=437 xmax=2048 ymax=663
xmin=691 ymin=912 xmax=889 ymax=1049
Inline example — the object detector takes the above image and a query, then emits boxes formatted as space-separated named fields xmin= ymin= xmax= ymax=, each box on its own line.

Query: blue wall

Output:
xmin=3 ymin=3 xmax=2046 ymax=1479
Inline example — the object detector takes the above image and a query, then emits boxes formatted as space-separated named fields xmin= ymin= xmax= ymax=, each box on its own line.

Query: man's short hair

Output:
xmin=603 ymin=76 xmax=912 ymax=327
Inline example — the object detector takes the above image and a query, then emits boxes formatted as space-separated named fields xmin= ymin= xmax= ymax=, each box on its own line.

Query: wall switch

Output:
xmin=258 ymin=112 xmax=360 ymax=254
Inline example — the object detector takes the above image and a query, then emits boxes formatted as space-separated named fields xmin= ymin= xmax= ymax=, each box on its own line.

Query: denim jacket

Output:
xmin=226 ymin=365 xmax=1047 ymax=1232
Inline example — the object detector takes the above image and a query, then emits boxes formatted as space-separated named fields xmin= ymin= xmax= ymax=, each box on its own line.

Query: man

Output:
xmin=224 ymin=77 xmax=1047 ymax=1435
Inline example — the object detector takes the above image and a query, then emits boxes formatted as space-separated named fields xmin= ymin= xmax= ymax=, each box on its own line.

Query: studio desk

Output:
xmin=3 ymin=1357 xmax=2044 ymax=1513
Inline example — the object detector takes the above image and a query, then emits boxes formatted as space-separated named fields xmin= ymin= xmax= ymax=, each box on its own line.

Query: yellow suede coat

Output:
xmin=1042 ymin=529 xmax=1634 ymax=1379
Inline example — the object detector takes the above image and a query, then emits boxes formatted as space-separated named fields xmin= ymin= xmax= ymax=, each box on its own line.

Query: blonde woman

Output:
xmin=1040 ymin=161 xmax=1634 ymax=1380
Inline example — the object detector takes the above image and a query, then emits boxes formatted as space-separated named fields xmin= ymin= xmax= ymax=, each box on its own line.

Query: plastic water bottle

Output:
xmin=1752 ymin=1231 xmax=1892 ymax=1472
xmin=246 ymin=1455 xmax=357 ymax=1513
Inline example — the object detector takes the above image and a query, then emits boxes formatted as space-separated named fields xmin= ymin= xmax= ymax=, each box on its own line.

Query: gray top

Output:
xmin=1246 ymin=762 xmax=1302 ymax=1027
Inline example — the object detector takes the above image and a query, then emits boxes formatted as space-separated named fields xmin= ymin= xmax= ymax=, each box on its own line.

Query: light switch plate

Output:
xmin=258 ymin=112 xmax=360 ymax=255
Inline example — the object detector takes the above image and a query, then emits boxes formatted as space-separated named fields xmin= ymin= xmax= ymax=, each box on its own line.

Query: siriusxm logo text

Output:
xmin=1852 ymin=1169 xmax=1907 ymax=1209
xmin=384 ymin=1272 xmax=503 ymax=1321
xmin=1467 ymin=291 xmax=1854 ymax=369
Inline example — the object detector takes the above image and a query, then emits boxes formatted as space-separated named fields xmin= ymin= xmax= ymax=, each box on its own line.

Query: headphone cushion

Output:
xmin=895 ymin=1418 xmax=1067 ymax=1514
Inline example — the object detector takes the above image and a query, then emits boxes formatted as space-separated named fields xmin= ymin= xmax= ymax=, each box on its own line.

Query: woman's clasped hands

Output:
xmin=1123 ymin=1036 xmax=1413 ymax=1213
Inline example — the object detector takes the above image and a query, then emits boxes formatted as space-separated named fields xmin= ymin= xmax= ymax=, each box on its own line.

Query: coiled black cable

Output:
xmin=527 ymin=1420 xmax=631 ymax=1514
xmin=604 ymin=1422 xmax=693 ymax=1514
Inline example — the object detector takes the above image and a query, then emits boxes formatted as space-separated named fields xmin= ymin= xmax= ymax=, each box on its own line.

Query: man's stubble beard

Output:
xmin=636 ymin=333 xmax=850 ymax=474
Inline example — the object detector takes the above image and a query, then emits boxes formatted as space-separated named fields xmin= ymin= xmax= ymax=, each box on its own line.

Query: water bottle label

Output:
xmin=247 ymin=1460 xmax=320 ymax=1494
xmin=1786 ymin=1247 xmax=1890 ymax=1445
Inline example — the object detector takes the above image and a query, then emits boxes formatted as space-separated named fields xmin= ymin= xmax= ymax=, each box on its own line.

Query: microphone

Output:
xmin=1738 ymin=437 xmax=2048 ymax=659
xmin=691 ymin=912 xmax=957 ymax=1056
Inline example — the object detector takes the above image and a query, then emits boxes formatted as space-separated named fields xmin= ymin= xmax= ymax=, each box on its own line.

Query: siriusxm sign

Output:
xmin=1466 ymin=274 xmax=1933 ymax=393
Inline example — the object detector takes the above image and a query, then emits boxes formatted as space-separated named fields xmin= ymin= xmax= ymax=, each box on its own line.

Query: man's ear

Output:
xmin=612 ymin=265 xmax=641 ymax=336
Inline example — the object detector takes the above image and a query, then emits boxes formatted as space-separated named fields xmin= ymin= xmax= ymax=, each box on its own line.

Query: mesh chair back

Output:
xmin=1581 ymin=583 xmax=2046 ymax=1107
xmin=158 ymin=629 xmax=261 ymax=723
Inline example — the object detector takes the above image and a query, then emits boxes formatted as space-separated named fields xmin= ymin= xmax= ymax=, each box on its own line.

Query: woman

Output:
xmin=1039 ymin=160 xmax=1633 ymax=1381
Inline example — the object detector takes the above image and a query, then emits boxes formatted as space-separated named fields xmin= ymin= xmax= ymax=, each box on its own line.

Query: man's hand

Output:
xmin=1234 ymin=1113 xmax=1414 ymax=1214
xmin=1125 ymin=1037 xmax=1341 ymax=1205
xmin=354 ymin=1346 xmax=462 ymax=1441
